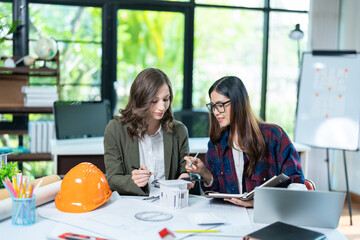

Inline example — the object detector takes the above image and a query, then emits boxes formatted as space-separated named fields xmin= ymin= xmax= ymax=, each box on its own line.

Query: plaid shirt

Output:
xmin=202 ymin=123 xmax=305 ymax=194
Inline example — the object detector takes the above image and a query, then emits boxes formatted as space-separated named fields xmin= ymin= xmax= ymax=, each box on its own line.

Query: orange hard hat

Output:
xmin=55 ymin=162 xmax=112 ymax=213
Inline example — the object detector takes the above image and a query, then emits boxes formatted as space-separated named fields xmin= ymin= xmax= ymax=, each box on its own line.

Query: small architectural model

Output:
xmin=159 ymin=180 xmax=189 ymax=209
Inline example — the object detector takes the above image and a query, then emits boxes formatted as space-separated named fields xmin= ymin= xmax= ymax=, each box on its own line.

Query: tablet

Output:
xmin=203 ymin=173 xmax=290 ymax=201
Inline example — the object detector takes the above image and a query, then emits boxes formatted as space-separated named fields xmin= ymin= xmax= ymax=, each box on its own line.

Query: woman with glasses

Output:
xmin=104 ymin=68 xmax=193 ymax=196
xmin=185 ymin=76 xmax=304 ymax=207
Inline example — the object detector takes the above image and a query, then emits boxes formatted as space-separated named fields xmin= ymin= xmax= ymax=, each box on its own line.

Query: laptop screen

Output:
xmin=253 ymin=187 xmax=345 ymax=229
xmin=54 ymin=100 xmax=112 ymax=139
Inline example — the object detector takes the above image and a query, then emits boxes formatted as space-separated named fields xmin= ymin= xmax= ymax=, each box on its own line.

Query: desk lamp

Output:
xmin=289 ymin=23 xmax=304 ymax=66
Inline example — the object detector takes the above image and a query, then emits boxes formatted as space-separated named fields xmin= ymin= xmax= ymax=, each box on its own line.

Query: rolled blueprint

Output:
xmin=0 ymin=174 xmax=61 ymax=200
xmin=0 ymin=180 xmax=61 ymax=221
xmin=35 ymin=180 xmax=61 ymax=206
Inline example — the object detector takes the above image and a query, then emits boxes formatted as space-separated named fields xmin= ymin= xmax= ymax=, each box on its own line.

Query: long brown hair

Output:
xmin=117 ymin=68 xmax=174 ymax=139
xmin=208 ymin=76 xmax=265 ymax=177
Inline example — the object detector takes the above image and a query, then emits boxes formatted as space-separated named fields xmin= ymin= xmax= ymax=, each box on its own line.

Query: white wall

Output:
xmin=309 ymin=0 xmax=340 ymax=50
xmin=306 ymin=0 xmax=360 ymax=195
xmin=339 ymin=0 xmax=360 ymax=50
xmin=334 ymin=0 xmax=360 ymax=195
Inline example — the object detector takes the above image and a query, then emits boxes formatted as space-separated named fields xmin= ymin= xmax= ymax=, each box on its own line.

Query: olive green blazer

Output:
xmin=103 ymin=119 xmax=189 ymax=196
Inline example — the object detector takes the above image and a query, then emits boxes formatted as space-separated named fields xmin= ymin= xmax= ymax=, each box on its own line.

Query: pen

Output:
xmin=189 ymin=152 xmax=199 ymax=167
xmin=131 ymin=166 xmax=154 ymax=175
xmin=175 ymin=230 xmax=219 ymax=233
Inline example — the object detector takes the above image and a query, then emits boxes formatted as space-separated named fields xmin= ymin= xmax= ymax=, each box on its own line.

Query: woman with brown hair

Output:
xmin=185 ymin=76 xmax=304 ymax=207
xmin=104 ymin=68 xmax=192 ymax=196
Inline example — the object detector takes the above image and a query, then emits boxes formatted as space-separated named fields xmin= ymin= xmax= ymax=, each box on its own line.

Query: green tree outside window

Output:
xmin=116 ymin=10 xmax=184 ymax=111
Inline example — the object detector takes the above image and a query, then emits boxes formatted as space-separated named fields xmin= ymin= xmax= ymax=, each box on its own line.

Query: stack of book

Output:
xmin=29 ymin=121 xmax=55 ymax=153
xmin=22 ymin=86 xmax=58 ymax=107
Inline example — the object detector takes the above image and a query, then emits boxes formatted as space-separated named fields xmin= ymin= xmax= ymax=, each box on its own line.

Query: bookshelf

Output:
xmin=0 ymin=106 xmax=54 ymax=165
xmin=0 ymin=107 xmax=53 ymax=134
xmin=0 ymin=54 xmax=60 ymax=166
xmin=0 ymin=53 xmax=61 ymax=102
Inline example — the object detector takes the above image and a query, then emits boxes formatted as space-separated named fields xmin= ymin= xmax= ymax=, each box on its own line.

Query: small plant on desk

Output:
xmin=0 ymin=161 xmax=19 ymax=189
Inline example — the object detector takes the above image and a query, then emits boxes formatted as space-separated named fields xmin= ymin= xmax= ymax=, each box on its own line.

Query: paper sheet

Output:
xmin=46 ymin=223 xmax=110 ymax=240
xmin=38 ymin=194 xmax=215 ymax=240
xmin=187 ymin=212 xmax=225 ymax=225
xmin=0 ymin=180 xmax=61 ymax=221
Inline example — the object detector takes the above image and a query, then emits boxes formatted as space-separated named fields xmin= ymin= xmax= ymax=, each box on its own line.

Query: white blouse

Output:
xmin=138 ymin=125 xmax=165 ymax=191
xmin=232 ymin=144 xmax=244 ymax=194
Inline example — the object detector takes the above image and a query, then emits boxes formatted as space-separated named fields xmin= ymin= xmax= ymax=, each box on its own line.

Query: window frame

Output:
xmin=9 ymin=0 xmax=309 ymax=120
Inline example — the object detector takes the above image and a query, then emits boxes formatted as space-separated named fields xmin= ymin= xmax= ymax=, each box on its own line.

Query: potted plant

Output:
xmin=0 ymin=160 xmax=19 ymax=189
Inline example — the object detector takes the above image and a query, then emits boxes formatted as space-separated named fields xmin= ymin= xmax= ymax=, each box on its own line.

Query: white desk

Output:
xmin=49 ymin=137 xmax=209 ymax=155
xmin=0 ymin=194 xmax=345 ymax=240
xmin=50 ymin=138 xmax=311 ymax=177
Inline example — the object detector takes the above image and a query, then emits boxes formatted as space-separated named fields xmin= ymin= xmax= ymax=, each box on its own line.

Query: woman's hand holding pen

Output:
xmin=131 ymin=164 xmax=152 ymax=187
xmin=184 ymin=155 xmax=213 ymax=185
xmin=184 ymin=156 xmax=205 ymax=175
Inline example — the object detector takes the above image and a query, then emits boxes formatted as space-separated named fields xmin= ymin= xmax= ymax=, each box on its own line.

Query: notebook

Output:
xmin=203 ymin=173 xmax=289 ymax=201
xmin=253 ymin=187 xmax=345 ymax=229
xmin=244 ymin=221 xmax=326 ymax=240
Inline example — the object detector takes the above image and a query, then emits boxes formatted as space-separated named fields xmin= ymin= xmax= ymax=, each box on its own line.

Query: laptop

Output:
xmin=253 ymin=187 xmax=345 ymax=229
xmin=54 ymin=100 xmax=112 ymax=139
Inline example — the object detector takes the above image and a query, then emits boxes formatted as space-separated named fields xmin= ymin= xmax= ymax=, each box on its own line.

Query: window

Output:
xmin=266 ymin=10 xmax=309 ymax=139
xmin=270 ymin=0 xmax=310 ymax=11
xmin=0 ymin=1 xmax=15 ymax=149
xmin=29 ymin=4 xmax=102 ymax=101
xmin=158 ymin=0 xmax=190 ymax=2
xmin=193 ymin=7 xmax=263 ymax=114
xmin=3 ymin=1 xmax=310 ymax=177
xmin=0 ymin=2 xmax=14 ymax=56
xmin=116 ymin=9 xmax=184 ymax=110
xmin=195 ymin=0 xmax=263 ymax=8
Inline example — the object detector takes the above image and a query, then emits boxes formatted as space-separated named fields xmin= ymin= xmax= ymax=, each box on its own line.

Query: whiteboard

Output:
xmin=294 ymin=52 xmax=360 ymax=150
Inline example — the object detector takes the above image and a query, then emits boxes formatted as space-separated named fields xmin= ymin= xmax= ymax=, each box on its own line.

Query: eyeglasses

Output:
xmin=206 ymin=100 xmax=231 ymax=113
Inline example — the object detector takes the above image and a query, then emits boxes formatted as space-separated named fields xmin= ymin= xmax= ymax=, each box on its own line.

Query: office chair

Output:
xmin=305 ymin=179 xmax=316 ymax=190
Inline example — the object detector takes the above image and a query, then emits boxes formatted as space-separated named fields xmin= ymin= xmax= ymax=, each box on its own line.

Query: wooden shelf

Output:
xmin=0 ymin=56 xmax=58 ymax=74
xmin=7 ymin=153 xmax=52 ymax=162
xmin=0 ymin=106 xmax=53 ymax=114
xmin=0 ymin=67 xmax=58 ymax=73
xmin=0 ymin=129 xmax=27 ymax=135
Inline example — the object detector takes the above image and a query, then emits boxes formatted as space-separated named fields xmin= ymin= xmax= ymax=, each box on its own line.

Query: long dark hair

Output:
xmin=208 ymin=76 xmax=265 ymax=177
xmin=117 ymin=68 xmax=174 ymax=139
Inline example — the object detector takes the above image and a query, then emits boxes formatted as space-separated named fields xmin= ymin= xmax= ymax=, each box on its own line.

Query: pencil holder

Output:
xmin=11 ymin=196 xmax=36 ymax=226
